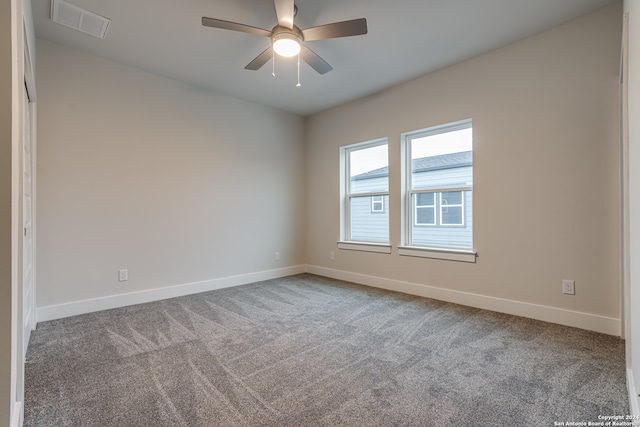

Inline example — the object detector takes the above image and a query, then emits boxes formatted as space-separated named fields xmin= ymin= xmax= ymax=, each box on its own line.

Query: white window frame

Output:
xmin=400 ymin=119 xmax=475 ymax=262
xmin=339 ymin=138 xmax=391 ymax=252
xmin=414 ymin=191 xmax=436 ymax=226
xmin=371 ymin=195 xmax=384 ymax=213
xmin=439 ymin=191 xmax=465 ymax=226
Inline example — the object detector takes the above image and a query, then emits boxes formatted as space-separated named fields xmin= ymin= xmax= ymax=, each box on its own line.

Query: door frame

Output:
xmin=10 ymin=6 xmax=36 ymax=426
xmin=22 ymin=20 xmax=36 ymax=349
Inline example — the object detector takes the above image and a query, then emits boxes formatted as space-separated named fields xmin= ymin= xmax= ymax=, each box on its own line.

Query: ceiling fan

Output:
xmin=202 ymin=0 xmax=368 ymax=75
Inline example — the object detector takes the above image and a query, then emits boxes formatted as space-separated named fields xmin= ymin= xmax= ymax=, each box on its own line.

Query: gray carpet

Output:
xmin=24 ymin=274 xmax=628 ymax=426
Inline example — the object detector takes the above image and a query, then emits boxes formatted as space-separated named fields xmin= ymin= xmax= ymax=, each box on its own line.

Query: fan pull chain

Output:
xmin=272 ymin=49 xmax=276 ymax=77
xmin=296 ymin=53 xmax=301 ymax=87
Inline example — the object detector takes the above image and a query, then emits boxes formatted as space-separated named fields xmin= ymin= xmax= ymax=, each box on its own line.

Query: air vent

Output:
xmin=51 ymin=0 xmax=110 ymax=39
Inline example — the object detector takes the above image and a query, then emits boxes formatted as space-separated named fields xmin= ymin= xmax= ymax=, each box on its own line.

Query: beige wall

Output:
xmin=36 ymin=40 xmax=306 ymax=309
xmin=0 ymin=0 xmax=13 ymax=423
xmin=306 ymin=4 xmax=622 ymax=324
xmin=36 ymin=4 xmax=623 ymax=333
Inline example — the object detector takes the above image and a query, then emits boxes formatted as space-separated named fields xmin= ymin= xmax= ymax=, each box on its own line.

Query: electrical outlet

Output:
xmin=562 ymin=280 xmax=575 ymax=295
xmin=330 ymin=251 xmax=335 ymax=261
xmin=118 ymin=269 xmax=128 ymax=282
xmin=275 ymin=252 xmax=280 ymax=261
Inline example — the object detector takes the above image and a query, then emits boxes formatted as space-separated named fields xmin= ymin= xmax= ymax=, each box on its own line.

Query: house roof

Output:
xmin=352 ymin=151 xmax=472 ymax=181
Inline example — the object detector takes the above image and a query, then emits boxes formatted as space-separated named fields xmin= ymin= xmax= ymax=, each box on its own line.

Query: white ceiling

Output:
xmin=33 ymin=0 xmax=619 ymax=116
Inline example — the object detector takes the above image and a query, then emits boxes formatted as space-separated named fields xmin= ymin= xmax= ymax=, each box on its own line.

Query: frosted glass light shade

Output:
xmin=273 ymin=35 xmax=301 ymax=57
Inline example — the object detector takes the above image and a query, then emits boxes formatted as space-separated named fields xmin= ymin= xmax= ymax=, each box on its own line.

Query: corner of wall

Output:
xmin=628 ymin=369 xmax=640 ymax=417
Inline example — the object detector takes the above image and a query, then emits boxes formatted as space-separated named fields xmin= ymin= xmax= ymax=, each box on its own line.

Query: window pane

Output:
xmin=350 ymin=195 xmax=389 ymax=242
xmin=411 ymin=128 xmax=473 ymax=190
xmin=416 ymin=207 xmax=435 ymax=225
xmin=406 ymin=120 xmax=473 ymax=249
xmin=371 ymin=196 xmax=384 ymax=213
xmin=414 ymin=192 xmax=435 ymax=225
xmin=416 ymin=192 xmax=434 ymax=206
xmin=441 ymin=191 xmax=462 ymax=205
xmin=411 ymin=190 xmax=471 ymax=247
xmin=442 ymin=206 xmax=463 ymax=225
xmin=350 ymin=144 xmax=388 ymax=193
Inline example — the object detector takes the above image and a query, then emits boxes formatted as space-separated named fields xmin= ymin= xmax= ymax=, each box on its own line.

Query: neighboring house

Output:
xmin=350 ymin=151 xmax=473 ymax=248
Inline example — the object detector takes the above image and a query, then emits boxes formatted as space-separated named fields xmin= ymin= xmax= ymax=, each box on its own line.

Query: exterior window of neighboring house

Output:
xmin=440 ymin=191 xmax=464 ymax=225
xmin=414 ymin=192 xmax=436 ymax=225
xmin=371 ymin=195 xmax=384 ymax=213
xmin=414 ymin=190 xmax=465 ymax=227
xmin=341 ymin=139 xmax=389 ymax=243
xmin=404 ymin=119 xmax=473 ymax=249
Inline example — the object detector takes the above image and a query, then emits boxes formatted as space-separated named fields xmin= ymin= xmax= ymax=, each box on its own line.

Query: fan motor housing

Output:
xmin=272 ymin=25 xmax=304 ymax=43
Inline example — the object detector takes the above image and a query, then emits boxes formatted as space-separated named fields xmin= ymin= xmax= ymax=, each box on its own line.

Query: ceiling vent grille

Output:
xmin=51 ymin=0 xmax=110 ymax=39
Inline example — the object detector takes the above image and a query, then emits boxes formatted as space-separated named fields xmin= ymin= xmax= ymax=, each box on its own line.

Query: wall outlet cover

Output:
xmin=562 ymin=280 xmax=575 ymax=295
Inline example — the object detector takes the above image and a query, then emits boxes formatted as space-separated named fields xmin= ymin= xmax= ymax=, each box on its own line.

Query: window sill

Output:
xmin=398 ymin=246 xmax=477 ymax=263
xmin=337 ymin=241 xmax=392 ymax=254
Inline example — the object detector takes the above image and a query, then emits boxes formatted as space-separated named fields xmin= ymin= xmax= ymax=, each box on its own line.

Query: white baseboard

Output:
xmin=36 ymin=264 xmax=621 ymax=336
xmin=36 ymin=265 xmax=306 ymax=323
xmin=306 ymin=265 xmax=621 ymax=336
xmin=11 ymin=400 xmax=23 ymax=427
xmin=629 ymin=369 xmax=640 ymax=418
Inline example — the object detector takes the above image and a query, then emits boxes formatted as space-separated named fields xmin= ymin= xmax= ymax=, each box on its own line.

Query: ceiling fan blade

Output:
xmin=202 ymin=17 xmax=271 ymax=38
xmin=245 ymin=46 xmax=274 ymax=71
xmin=274 ymin=0 xmax=295 ymax=29
xmin=300 ymin=44 xmax=333 ymax=75
xmin=302 ymin=18 xmax=368 ymax=41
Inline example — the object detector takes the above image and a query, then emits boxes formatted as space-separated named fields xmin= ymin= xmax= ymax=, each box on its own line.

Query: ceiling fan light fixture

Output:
xmin=273 ymin=33 xmax=301 ymax=57
xmin=202 ymin=1 xmax=367 ymax=75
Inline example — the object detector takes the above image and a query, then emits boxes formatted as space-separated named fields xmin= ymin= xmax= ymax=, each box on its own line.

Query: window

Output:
xmin=404 ymin=119 xmax=473 ymax=250
xmin=414 ymin=192 xmax=435 ymax=225
xmin=341 ymin=139 xmax=389 ymax=244
xmin=414 ymin=191 xmax=465 ymax=227
xmin=371 ymin=195 xmax=384 ymax=213
xmin=440 ymin=191 xmax=464 ymax=225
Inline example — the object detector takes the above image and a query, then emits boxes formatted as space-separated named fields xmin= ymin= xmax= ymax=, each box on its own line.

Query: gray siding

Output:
xmin=411 ymin=166 xmax=472 ymax=189
xmin=350 ymin=175 xmax=387 ymax=193
xmin=350 ymin=195 xmax=389 ymax=242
